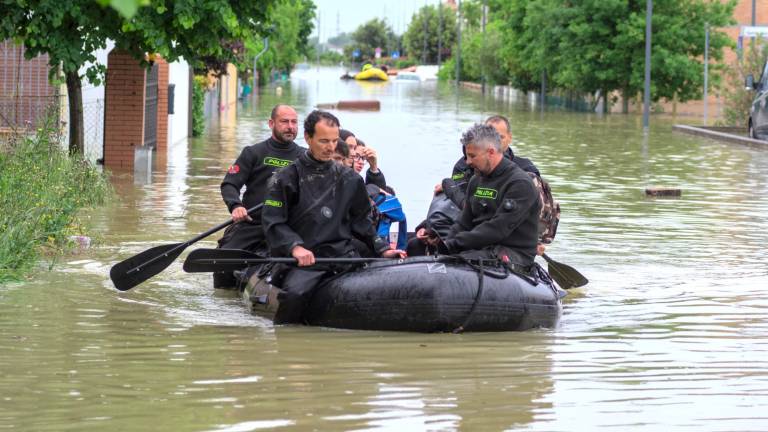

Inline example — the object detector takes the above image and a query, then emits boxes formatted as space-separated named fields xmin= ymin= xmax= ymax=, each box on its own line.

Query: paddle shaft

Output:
xmin=189 ymin=257 xmax=392 ymax=265
xmin=125 ymin=205 xmax=262 ymax=275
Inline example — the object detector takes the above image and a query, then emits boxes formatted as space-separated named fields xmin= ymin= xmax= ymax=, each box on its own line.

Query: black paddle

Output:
xmin=183 ymin=248 xmax=392 ymax=273
xmin=542 ymin=253 xmax=588 ymax=289
xmin=109 ymin=205 xmax=263 ymax=291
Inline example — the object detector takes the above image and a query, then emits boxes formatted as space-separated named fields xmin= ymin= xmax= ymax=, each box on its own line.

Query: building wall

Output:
xmin=0 ymin=41 xmax=57 ymax=131
xmin=168 ymin=59 xmax=190 ymax=147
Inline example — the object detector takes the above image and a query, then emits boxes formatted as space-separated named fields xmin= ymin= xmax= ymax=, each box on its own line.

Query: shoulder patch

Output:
xmin=227 ymin=164 xmax=240 ymax=174
xmin=265 ymin=199 xmax=283 ymax=208
xmin=451 ymin=172 xmax=465 ymax=181
xmin=473 ymin=187 xmax=498 ymax=200
xmin=263 ymin=157 xmax=292 ymax=168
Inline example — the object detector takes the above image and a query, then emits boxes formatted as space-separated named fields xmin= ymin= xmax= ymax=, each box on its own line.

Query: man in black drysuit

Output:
xmin=214 ymin=104 xmax=304 ymax=288
xmin=417 ymin=123 xmax=541 ymax=270
xmin=441 ymin=115 xmax=539 ymax=209
xmin=262 ymin=110 xmax=406 ymax=324
xmin=408 ymin=115 xmax=542 ymax=257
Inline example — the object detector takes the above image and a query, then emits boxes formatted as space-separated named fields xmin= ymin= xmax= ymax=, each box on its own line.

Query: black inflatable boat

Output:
xmin=243 ymin=256 xmax=562 ymax=332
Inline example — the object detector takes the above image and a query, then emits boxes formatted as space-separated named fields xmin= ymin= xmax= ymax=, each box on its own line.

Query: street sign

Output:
xmin=374 ymin=47 xmax=382 ymax=59
xmin=741 ymin=26 xmax=768 ymax=38
xmin=391 ymin=50 xmax=400 ymax=59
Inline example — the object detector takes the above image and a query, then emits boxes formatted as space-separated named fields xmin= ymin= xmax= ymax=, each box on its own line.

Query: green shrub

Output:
xmin=192 ymin=75 xmax=207 ymax=137
xmin=0 ymin=115 xmax=110 ymax=282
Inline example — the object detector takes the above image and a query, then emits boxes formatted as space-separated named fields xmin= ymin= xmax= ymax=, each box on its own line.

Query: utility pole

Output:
xmin=316 ymin=11 xmax=321 ymax=71
xmin=643 ymin=0 xmax=652 ymax=131
xmin=422 ymin=1 xmax=428 ymax=65
xmin=703 ymin=23 xmax=709 ymax=125
xmin=481 ymin=0 xmax=487 ymax=93
xmin=437 ymin=1 xmax=443 ymax=66
xmin=456 ymin=0 xmax=461 ymax=88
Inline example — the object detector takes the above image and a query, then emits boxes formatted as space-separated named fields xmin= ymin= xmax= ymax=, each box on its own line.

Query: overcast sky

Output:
xmin=312 ymin=0 xmax=443 ymax=42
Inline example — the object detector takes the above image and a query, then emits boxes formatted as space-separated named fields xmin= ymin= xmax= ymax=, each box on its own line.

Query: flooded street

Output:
xmin=2 ymin=66 xmax=768 ymax=431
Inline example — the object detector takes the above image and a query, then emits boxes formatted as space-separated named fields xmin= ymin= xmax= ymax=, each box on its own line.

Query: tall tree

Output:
xmin=403 ymin=4 xmax=456 ymax=64
xmin=0 ymin=0 xmax=275 ymax=154
xmin=248 ymin=0 xmax=315 ymax=81
xmin=495 ymin=0 xmax=736 ymax=110
xmin=345 ymin=18 xmax=397 ymax=62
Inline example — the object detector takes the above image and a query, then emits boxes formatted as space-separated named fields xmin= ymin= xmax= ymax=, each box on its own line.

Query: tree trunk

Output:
xmin=65 ymin=71 xmax=84 ymax=155
xmin=622 ymin=88 xmax=629 ymax=114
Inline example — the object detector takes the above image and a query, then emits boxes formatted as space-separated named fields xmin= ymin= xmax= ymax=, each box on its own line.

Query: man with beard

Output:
xmin=415 ymin=124 xmax=541 ymax=270
xmin=214 ymin=104 xmax=303 ymax=288
xmin=262 ymin=110 xmax=405 ymax=324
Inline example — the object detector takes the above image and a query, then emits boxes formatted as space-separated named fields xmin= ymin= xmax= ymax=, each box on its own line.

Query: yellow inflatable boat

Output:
xmin=354 ymin=64 xmax=389 ymax=81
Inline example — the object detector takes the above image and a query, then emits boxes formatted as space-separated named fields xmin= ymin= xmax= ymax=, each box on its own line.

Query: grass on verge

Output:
xmin=0 ymin=115 xmax=111 ymax=282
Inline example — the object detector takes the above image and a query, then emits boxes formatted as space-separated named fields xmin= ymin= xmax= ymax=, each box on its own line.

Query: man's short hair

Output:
xmin=355 ymin=138 xmax=366 ymax=147
xmin=304 ymin=110 xmax=340 ymax=137
xmin=485 ymin=115 xmax=510 ymax=134
xmin=335 ymin=139 xmax=350 ymax=158
xmin=271 ymin=104 xmax=294 ymax=120
xmin=461 ymin=124 xmax=502 ymax=151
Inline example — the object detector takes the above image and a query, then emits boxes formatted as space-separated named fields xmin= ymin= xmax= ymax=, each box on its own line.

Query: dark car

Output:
xmin=747 ymin=60 xmax=768 ymax=140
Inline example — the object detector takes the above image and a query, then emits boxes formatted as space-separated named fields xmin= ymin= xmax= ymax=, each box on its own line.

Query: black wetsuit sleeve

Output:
xmin=446 ymin=178 xmax=538 ymax=252
xmin=350 ymin=178 xmax=390 ymax=256
xmin=221 ymin=147 xmax=256 ymax=213
xmin=447 ymin=158 xmax=470 ymax=207
xmin=262 ymin=168 xmax=304 ymax=257
xmin=365 ymin=168 xmax=387 ymax=190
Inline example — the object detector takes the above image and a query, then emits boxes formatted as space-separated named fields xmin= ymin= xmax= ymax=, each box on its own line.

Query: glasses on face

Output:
xmin=351 ymin=155 xmax=365 ymax=161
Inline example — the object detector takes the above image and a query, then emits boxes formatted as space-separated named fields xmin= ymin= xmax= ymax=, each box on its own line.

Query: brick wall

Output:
xmin=0 ymin=40 xmax=57 ymax=130
xmin=103 ymin=49 xmax=145 ymax=170
xmin=155 ymin=57 xmax=169 ymax=168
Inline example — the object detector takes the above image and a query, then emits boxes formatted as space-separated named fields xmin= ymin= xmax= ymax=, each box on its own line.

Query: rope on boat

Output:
xmin=452 ymin=258 xmax=486 ymax=334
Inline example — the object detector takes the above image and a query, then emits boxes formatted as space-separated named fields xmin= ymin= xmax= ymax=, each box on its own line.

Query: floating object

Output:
xmin=645 ymin=187 xmax=682 ymax=197
xmin=243 ymin=256 xmax=563 ymax=332
xmin=354 ymin=67 xmax=388 ymax=81
xmin=315 ymin=100 xmax=381 ymax=111
xmin=68 ymin=235 xmax=91 ymax=249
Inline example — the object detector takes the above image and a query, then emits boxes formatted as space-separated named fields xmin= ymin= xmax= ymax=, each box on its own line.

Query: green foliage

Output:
xmin=318 ymin=51 xmax=345 ymax=66
xmin=327 ymin=32 xmax=352 ymax=48
xmin=493 ymin=0 xmax=737 ymax=104
xmin=98 ymin=0 xmax=149 ymax=18
xmin=344 ymin=18 xmax=398 ymax=62
xmin=191 ymin=76 xmax=207 ymax=137
xmin=249 ymin=0 xmax=316 ymax=84
xmin=0 ymin=114 xmax=111 ymax=282
xmin=403 ymin=4 xmax=456 ymax=64
xmin=0 ymin=0 xmax=278 ymax=153
xmin=721 ymin=40 xmax=768 ymax=127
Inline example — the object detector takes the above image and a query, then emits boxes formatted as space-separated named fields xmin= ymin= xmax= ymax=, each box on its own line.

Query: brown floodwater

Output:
xmin=2 ymin=66 xmax=768 ymax=431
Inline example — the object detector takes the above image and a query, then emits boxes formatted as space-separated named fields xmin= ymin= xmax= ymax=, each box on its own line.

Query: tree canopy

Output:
xmin=0 ymin=0 xmax=284 ymax=153
xmin=344 ymin=18 xmax=398 ymax=62
xmin=440 ymin=0 xmax=737 ymax=110
xmin=403 ymin=4 xmax=456 ymax=64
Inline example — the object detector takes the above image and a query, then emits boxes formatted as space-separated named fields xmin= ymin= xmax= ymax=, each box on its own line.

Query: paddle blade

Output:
xmin=543 ymin=254 xmax=588 ymax=289
xmin=110 ymin=243 xmax=187 ymax=291
xmin=183 ymin=248 xmax=259 ymax=273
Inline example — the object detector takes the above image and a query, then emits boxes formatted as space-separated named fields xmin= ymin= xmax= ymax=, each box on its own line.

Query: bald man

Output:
xmin=215 ymin=104 xmax=304 ymax=288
